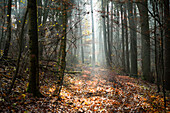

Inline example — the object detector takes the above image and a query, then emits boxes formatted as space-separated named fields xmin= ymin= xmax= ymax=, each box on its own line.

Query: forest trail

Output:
xmin=0 ymin=65 xmax=169 ymax=112
xmin=53 ymin=66 xmax=168 ymax=112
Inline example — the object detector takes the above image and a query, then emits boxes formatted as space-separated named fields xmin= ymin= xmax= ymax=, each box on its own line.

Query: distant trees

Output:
xmin=0 ymin=0 xmax=169 ymax=100
xmin=98 ymin=0 xmax=169 ymax=93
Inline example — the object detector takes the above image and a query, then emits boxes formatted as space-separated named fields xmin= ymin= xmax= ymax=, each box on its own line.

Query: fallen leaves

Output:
xmin=0 ymin=66 xmax=169 ymax=112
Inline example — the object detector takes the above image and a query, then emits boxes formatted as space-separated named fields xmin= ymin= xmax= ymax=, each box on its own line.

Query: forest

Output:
xmin=0 ymin=0 xmax=169 ymax=112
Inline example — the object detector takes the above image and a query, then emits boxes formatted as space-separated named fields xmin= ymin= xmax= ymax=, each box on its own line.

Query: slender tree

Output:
xmin=124 ymin=4 xmax=130 ymax=74
xmin=90 ymin=0 xmax=95 ymax=69
xmin=2 ymin=0 xmax=12 ymax=59
xmin=152 ymin=0 xmax=160 ymax=92
xmin=107 ymin=0 xmax=112 ymax=64
xmin=79 ymin=1 xmax=84 ymax=64
xmin=121 ymin=4 xmax=125 ymax=72
xmin=7 ymin=9 xmax=28 ymax=95
xmin=54 ymin=1 xmax=68 ymax=97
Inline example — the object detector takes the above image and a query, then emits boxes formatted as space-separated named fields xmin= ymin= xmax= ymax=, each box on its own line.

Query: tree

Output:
xmin=106 ymin=0 xmax=112 ymax=66
xmin=121 ymin=4 xmax=125 ymax=72
xmin=78 ymin=1 xmax=84 ymax=64
xmin=164 ymin=0 xmax=170 ymax=90
xmin=2 ymin=0 xmax=12 ymax=59
xmin=124 ymin=4 xmax=130 ymax=74
xmin=0 ymin=0 xmax=6 ymax=50
xmin=27 ymin=0 xmax=42 ymax=97
xmin=102 ymin=0 xmax=111 ymax=67
xmin=137 ymin=0 xmax=151 ymax=82
xmin=127 ymin=0 xmax=137 ymax=76
xmin=54 ymin=1 xmax=68 ymax=97
xmin=90 ymin=0 xmax=95 ymax=69
xmin=7 ymin=8 xmax=28 ymax=95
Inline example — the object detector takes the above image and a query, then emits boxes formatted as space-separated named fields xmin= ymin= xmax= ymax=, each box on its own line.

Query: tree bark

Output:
xmin=124 ymin=5 xmax=130 ymax=74
xmin=90 ymin=0 xmax=95 ymax=69
xmin=137 ymin=0 xmax=151 ymax=82
xmin=2 ymin=0 xmax=12 ymax=59
xmin=127 ymin=0 xmax=137 ymax=76
xmin=55 ymin=2 xmax=67 ymax=97
xmin=27 ymin=0 xmax=42 ymax=97
xmin=121 ymin=5 xmax=125 ymax=72
xmin=78 ymin=1 xmax=84 ymax=64
xmin=102 ymin=0 xmax=111 ymax=67
xmin=107 ymin=1 xmax=112 ymax=64
xmin=164 ymin=0 xmax=170 ymax=90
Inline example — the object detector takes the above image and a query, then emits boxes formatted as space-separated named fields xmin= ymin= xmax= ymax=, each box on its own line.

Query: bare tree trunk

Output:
xmin=0 ymin=0 xmax=6 ymax=50
xmin=27 ymin=0 xmax=42 ymax=97
xmin=121 ymin=4 xmax=125 ymax=72
xmin=38 ymin=0 xmax=42 ymax=25
xmin=55 ymin=2 xmax=67 ymax=97
xmin=78 ymin=1 xmax=84 ymax=64
xmin=137 ymin=0 xmax=151 ymax=82
xmin=7 ymin=9 xmax=28 ymax=95
xmin=102 ymin=0 xmax=110 ymax=67
xmin=164 ymin=0 xmax=170 ymax=91
xmin=90 ymin=0 xmax=95 ymax=69
xmin=110 ymin=0 xmax=113 ymax=49
xmin=107 ymin=1 xmax=112 ymax=64
xmin=152 ymin=0 xmax=160 ymax=92
xmin=127 ymin=0 xmax=137 ymax=76
xmin=124 ymin=5 xmax=130 ymax=74
xmin=2 ymin=0 xmax=12 ymax=59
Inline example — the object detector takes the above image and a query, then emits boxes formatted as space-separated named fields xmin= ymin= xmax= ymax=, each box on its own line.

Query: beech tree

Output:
xmin=127 ymin=0 xmax=137 ymax=76
xmin=137 ymin=0 xmax=151 ymax=82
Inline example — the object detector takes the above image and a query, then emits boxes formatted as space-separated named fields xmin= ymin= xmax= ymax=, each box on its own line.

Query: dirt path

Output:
xmin=50 ymin=66 xmax=168 ymax=112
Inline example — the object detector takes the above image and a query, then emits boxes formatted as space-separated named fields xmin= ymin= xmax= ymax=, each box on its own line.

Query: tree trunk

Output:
xmin=38 ymin=0 xmax=43 ymax=59
xmin=102 ymin=0 xmax=111 ymax=67
xmin=27 ymin=0 xmax=42 ymax=97
xmin=0 ymin=1 xmax=6 ymax=50
xmin=90 ymin=0 xmax=95 ymax=69
xmin=7 ymin=9 xmax=28 ymax=95
xmin=164 ymin=0 xmax=170 ymax=90
xmin=137 ymin=0 xmax=151 ymax=82
xmin=110 ymin=1 xmax=113 ymax=51
xmin=79 ymin=2 xmax=84 ymax=64
xmin=55 ymin=2 xmax=67 ymax=97
xmin=107 ymin=1 xmax=112 ymax=64
xmin=124 ymin=5 xmax=130 ymax=74
xmin=127 ymin=0 xmax=137 ymax=76
xmin=38 ymin=0 xmax=42 ymax=25
xmin=2 ymin=0 xmax=12 ymax=59
xmin=152 ymin=0 xmax=160 ymax=92
xmin=121 ymin=4 xmax=125 ymax=72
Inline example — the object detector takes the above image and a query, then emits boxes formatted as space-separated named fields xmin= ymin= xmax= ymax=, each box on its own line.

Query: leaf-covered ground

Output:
xmin=0 ymin=65 xmax=170 ymax=112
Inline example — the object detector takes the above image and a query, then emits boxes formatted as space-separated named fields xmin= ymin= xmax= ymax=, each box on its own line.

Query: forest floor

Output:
xmin=0 ymin=64 xmax=170 ymax=112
